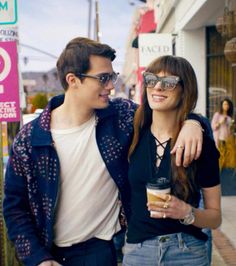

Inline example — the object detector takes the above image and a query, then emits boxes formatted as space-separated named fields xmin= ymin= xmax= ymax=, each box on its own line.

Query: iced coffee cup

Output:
xmin=146 ymin=177 xmax=171 ymax=204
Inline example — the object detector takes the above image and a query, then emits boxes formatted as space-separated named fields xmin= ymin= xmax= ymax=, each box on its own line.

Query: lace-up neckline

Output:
xmin=154 ymin=137 xmax=170 ymax=168
xmin=149 ymin=131 xmax=171 ymax=178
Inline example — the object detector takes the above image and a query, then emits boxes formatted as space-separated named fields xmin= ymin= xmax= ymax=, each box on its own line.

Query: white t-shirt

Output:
xmin=52 ymin=115 xmax=120 ymax=247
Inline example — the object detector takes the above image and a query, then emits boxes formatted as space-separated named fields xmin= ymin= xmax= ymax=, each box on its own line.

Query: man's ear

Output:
xmin=66 ymin=73 xmax=80 ymax=88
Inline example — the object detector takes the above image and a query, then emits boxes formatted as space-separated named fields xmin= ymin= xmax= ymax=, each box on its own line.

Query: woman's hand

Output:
xmin=147 ymin=193 xmax=191 ymax=220
xmin=171 ymin=120 xmax=203 ymax=167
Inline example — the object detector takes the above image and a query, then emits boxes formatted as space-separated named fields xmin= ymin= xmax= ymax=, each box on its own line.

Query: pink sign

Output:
xmin=0 ymin=41 xmax=20 ymax=122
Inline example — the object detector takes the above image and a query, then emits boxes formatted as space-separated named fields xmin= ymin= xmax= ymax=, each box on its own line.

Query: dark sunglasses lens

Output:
xmin=144 ymin=74 xmax=158 ymax=87
xmin=99 ymin=73 xmax=117 ymax=85
xmin=99 ymin=74 xmax=110 ymax=84
xmin=162 ymin=78 xmax=178 ymax=89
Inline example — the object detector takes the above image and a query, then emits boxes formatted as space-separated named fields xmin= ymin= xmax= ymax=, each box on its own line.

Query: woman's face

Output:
xmin=222 ymin=101 xmax=229 ymax=112
xmin=146 ymin=71 xmax=182 ymax=112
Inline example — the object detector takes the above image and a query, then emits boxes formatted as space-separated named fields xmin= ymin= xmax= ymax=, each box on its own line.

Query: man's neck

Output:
xmin=51 ymin=95 xmax=95 ymax=130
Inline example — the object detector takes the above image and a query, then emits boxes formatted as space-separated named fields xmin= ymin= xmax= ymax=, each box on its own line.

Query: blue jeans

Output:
xmin=113 ymin=230 xmax=125 ymax=250
xmin=123 ymin=233 xmax=209 ymax=266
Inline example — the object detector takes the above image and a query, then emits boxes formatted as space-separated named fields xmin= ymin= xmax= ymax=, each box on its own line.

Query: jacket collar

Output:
xmin=31 ymin=94 xmax=117 ymax=146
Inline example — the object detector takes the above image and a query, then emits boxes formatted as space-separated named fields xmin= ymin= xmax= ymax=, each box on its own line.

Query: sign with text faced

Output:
xmin=0 ymin=0 xmax=17 ymax=25
xmin=139 ymin=33 xmax=173 ymax=67
xmin=0 ymin=41 xmax=20 ymax=122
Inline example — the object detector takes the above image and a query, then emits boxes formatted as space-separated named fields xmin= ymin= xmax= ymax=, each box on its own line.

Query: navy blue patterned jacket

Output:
xmin=3 ymin=95 xmax=137 ymax=266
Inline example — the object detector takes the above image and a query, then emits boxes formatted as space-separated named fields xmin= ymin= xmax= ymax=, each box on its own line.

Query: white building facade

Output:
xmin=155 ymin=0 xmax=226 ymax=115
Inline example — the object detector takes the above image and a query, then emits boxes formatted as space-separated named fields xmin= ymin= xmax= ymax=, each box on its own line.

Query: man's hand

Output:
xmin=38 ymin=261 xmax=62 ymax=266
xmin=171 ymin=120 xmax=203 ymax=167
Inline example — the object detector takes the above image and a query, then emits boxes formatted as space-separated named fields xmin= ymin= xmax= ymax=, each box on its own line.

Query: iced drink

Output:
xmin=146 ymin=177 xmax=171 ymax=203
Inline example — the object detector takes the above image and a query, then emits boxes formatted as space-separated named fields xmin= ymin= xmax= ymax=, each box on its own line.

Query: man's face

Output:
xmin=73 ymin=55 xmax=115 ymax=110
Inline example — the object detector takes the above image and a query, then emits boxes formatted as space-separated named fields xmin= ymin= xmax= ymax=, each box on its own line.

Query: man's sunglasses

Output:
xmin=76 ymin=72 xmax=119 ymax=86
xmin=143 ymin=72 xmax=181 ymax=90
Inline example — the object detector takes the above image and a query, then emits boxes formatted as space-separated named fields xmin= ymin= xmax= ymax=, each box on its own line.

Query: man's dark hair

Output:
xmin=56 ymin=37 xmax=116 ymax=90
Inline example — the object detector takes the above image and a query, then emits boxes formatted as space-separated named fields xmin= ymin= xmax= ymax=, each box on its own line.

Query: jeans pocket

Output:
xmin=123 ymin=242 xmax=142 ymax=255
xmin=183 ymin=236 xmax=208 ymax=258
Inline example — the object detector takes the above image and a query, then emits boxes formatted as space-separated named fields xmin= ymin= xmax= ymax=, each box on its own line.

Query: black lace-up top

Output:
xmin=127 ymin=128 xmax=220 ymax=243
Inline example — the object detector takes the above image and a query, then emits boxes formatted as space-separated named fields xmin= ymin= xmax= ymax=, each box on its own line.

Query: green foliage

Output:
xmin=31 ymin=93 xmax=48 ymax=110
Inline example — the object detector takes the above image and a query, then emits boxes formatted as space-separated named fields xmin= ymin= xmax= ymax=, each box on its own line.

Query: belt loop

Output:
xmin=177 ymin=233 xmax=184 ymax=249
xmin=177 ymin=233 xmax=188 ymax=251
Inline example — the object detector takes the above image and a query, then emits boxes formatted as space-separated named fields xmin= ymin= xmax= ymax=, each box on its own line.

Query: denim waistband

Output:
xmin=142 ymin=232 xmax=202 ymax=248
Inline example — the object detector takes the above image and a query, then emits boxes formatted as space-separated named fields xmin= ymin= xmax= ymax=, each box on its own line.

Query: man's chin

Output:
xmin=94 ymin=101 xmax=110 ymax=109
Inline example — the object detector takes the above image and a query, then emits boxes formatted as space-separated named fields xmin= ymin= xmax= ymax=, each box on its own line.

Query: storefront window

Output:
xmin=207 ymin=26 xmax=236 ymax=187
xmin=206 ymin=26 xmax=236 ymax=120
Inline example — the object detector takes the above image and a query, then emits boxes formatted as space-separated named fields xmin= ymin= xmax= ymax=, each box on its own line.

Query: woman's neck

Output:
xmin=222 ymin=110 xmax=228 ymax=116
xmin=151 ymin=111 xmax=178 ymax=142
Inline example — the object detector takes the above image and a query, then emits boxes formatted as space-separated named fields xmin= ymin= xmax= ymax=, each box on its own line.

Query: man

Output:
xmin=3 ymin=37 xmax=204 ymax=266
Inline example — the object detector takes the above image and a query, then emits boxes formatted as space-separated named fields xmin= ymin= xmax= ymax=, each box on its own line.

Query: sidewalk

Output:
xmin=212 ymin=196 xmax=236 ymax=266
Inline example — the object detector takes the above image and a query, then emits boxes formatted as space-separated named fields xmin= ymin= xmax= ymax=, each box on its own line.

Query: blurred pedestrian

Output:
xmin=211 ymin=98 xmax=235 ymax=169
xmin=4 ymin=38 xmax=206 ymax=266
xmin=115 ymin=83 xmax=128 ymax=99
xmin=129 ymin=85 xmax=136 ymax=100
xmin=123 ymin=55 xmax=221 ymax=266
xmin=211 ymin=98 xmax=234 ymax=148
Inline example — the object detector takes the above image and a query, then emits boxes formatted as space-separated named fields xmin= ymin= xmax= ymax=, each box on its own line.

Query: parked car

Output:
xmin=22 ymin=109 xmax=43 ymax=125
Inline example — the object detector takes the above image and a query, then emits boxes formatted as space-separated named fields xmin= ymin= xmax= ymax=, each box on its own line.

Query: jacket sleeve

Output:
xmin=3 ymin=137 xmax=53 ymax=266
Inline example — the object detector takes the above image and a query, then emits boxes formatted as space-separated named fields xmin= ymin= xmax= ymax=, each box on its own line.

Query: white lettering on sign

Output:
xmin=0 ymin=101 xmax=17 ymax=118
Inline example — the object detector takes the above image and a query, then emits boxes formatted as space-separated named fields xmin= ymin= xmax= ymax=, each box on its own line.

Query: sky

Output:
xmin=17 ymin=0 xmax=142 ymax=73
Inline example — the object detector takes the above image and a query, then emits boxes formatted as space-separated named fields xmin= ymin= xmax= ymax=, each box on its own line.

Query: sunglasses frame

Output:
xmin=75 ymin=72 xmax=119 ymax=86
xmin=143 ymin=72 xmax=181 ymax=90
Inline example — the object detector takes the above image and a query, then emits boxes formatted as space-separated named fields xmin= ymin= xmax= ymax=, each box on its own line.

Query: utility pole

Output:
xmin=95 ymin=0 xmax=100 ymax=42
xmin=88 ymin=0 xmax=92 ymax=38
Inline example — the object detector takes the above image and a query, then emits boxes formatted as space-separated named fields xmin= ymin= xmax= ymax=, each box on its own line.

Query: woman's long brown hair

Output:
xmin=129 ymin=55 xmax=198 ymax=201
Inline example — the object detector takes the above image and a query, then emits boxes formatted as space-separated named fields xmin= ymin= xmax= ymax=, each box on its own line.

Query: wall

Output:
xmin=175 ymin=28 xmax=206 ymax=115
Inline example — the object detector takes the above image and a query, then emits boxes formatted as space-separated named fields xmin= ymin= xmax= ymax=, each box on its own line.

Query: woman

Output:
xmin=123 ymin=55 xmax=221 ymax=266
xmin=211 ymin=98 xmax=234 ymax=148
xmin=211 ymin=98 xmax=235 ymax=170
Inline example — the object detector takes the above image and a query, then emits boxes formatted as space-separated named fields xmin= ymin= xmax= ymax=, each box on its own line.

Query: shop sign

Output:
xmin=0 ymin=26 xmax=18 ymax=41
xmin=139 ymin=33 xmax=173 ymax=67
xmin=0 ymin=0 xmax=17 ymax=25
xmin=0 ymin=41 xmax=20 ymax=122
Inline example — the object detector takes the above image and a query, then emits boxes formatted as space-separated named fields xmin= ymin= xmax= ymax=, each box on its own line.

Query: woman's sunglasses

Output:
xmin=143 ymin=72 xmax=181 ymax=90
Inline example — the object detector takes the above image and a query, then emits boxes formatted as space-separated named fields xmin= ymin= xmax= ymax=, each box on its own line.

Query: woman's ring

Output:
xmin=177 ymin=145 xmax=184 ymax=149
xmin=163 ymin=213 xmax=166 ymax=218
xmin=163 ymin=202 xmax=169 ymax=209
xmin=166 ymin=195 xmax=172 ymax=202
